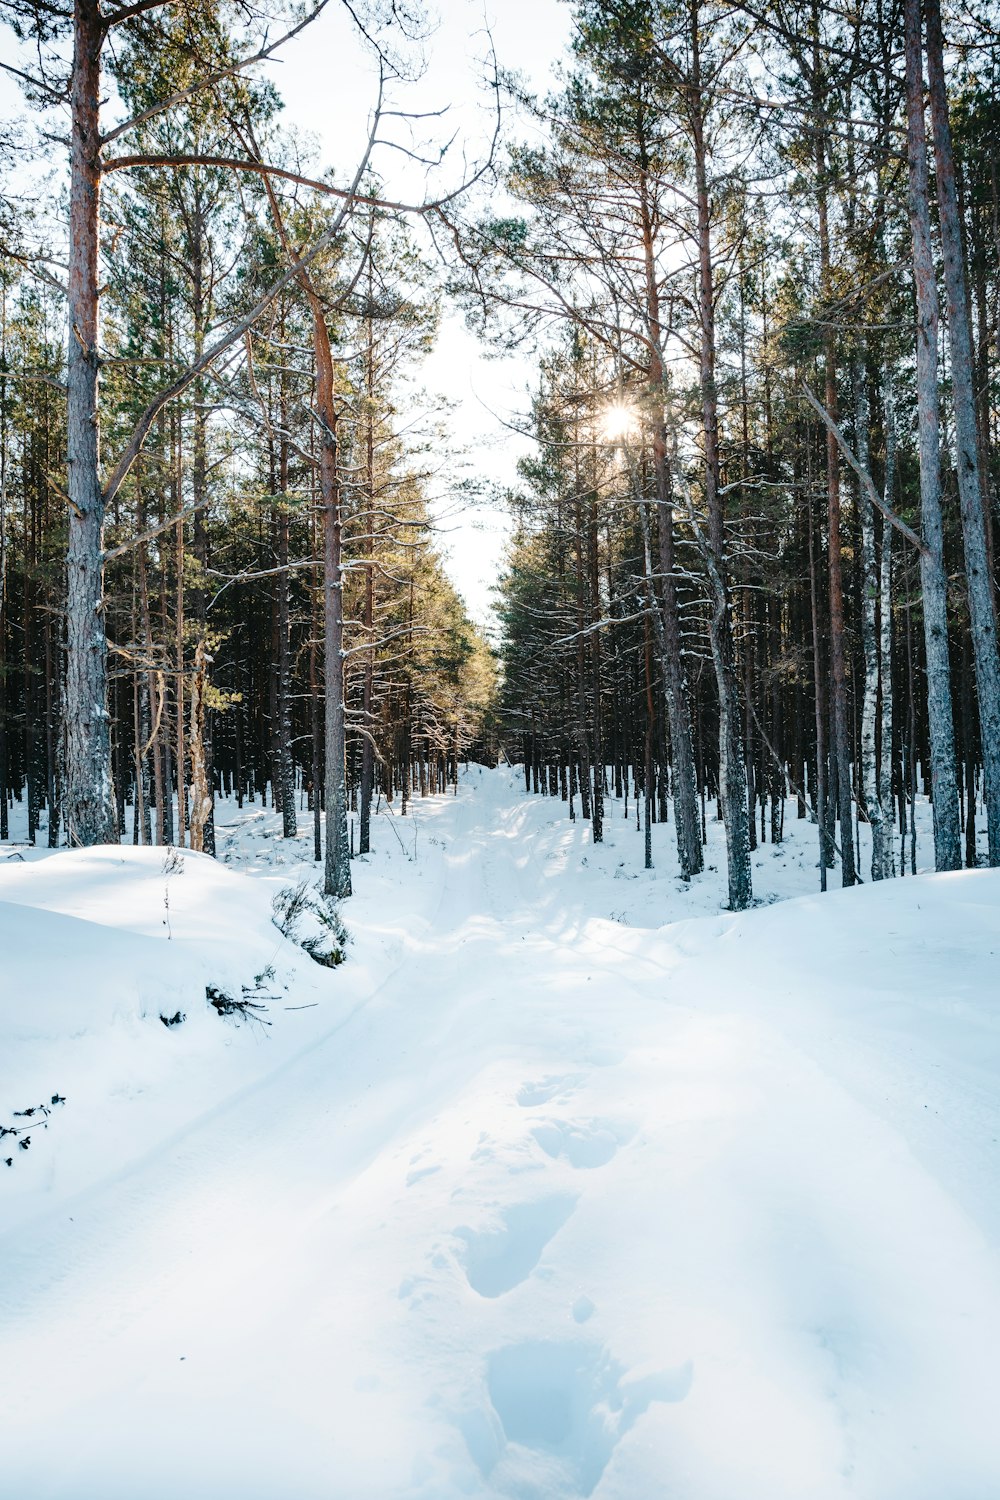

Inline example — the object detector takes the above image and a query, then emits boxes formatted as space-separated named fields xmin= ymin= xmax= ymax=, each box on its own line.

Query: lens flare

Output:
xmin=599 ymin=404 xmax=637 ymax=441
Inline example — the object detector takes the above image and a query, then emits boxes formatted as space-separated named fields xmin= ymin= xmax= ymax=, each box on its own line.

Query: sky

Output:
xmin=255 ymin=0 xmax=576 ymax=626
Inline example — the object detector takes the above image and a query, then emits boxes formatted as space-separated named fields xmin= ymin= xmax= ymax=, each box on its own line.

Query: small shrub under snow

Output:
xmin=271 ymin=882 xmax=350 ymax=968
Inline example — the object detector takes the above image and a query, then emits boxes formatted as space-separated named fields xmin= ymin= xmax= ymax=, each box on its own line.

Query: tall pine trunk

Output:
xmin=690 ymin=6 xmax=752 ymax=909
xmin=359 ymin=305 xmax=376 ymax=855
xmin=276 ymin=437 xmax=297 ymax=838
xmin=877 ymin=453 xmax=895 ymax=876
xmin=923 ymin=0 xmax=1000 ymax=864
xmin=902 ymin=0 xmax=962 ymax=871
xmin=637 ymin=168 xmax=703 ymax=879
xmin=814 ymin=65 xmax=856 ymax=886
xmin=186 ymin=201 xmax=216 ymax=857
xmin=65 ymin=0 xmax=116 ymax=845
xmin=319 ymin=348 xmax=351 ymax=899
xmin=855 ymin=364 xmax=895 ymax=879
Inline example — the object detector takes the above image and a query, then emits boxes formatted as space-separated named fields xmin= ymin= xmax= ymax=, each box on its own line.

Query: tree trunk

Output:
xmin=588 ymin=487 xmax=604 ymax=844
xmin=637 ymin=171 xmax=703 ymax=879
xmin=808 ymin=489 xmax=830 ymax=888
xmin=310 ymin=500 xmax=323 ymax=863
xmin=815 ymin=95 xmax=857 ymax=886
xmin=175 ymin=491 xmax=186 ymax=847
xmin=924 ymin=0 xmax=1000 ymax=864
xmin=877 ymin=448 xmax=896 ymax=878
xmin=572 ymin=461 xmax=592 ymax=822
xmin=276 ymin=451 xmax=297 ymax=838
xmin=902 ymin=0 xmax=963 ymax=873
xmin=187 ymin=201 xmax=215 ymax=857
xmin=188 ymin=638 xmax=212 ymax=851
xmin=320 ymin=357 xmax=351 ymax=899
xmin=690 ymin=7 xmax=752 ymax=909
xmin=359 ymin=304 xmax=376 ymax=855
xmin=138 ymin=534 xmax=165 ymax=844
xmin=65 ymin=0 xmax=116 ymax=845
xmin=855 ymin=363 xmax=894 ymax=879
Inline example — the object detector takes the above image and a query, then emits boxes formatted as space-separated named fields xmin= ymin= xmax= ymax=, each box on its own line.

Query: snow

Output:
xmin=2 ymin=769 xmax=1000 ymax=1498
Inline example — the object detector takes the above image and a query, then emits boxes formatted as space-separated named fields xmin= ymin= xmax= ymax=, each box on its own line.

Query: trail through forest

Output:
xmin=2 ymin=769 xmax=1000 ymax=1498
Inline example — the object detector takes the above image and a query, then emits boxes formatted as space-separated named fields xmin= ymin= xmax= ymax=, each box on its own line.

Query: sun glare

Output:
xmin=599 ymin=404 xmax=638 ymax=441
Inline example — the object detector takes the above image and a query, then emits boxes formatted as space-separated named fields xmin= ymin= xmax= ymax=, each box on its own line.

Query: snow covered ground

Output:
xmin=2 ymin=768 xmax=999 ymax=1498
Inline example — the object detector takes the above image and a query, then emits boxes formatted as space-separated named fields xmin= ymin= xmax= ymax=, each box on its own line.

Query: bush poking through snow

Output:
xmin=271 ymin=882 xmax=350 ymax=968
xmin=205 ymin=984 xmax=271 ymax=1027
xmin=270 ymin=880 xmax=310 ymax=936
xmin=2 ymin=1094 xmax=66 ymax=1167
xmin=159 ymin=1010 xmax=185 ymax=1028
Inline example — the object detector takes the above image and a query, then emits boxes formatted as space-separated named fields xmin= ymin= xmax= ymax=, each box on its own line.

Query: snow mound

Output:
xmin=0 ymin=843 xmax=343 ymax=1229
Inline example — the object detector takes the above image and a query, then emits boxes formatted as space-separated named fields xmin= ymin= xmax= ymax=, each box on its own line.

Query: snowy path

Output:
xmin=2 ymin=770 xmax=1000 ymax=1498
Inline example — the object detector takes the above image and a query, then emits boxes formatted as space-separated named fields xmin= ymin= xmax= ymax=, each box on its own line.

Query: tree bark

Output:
xmin=276 ymin=427 xmax=297 ymax=838
xmin=65 ymin=0 xmax=117 ymax=845
xmin=319 ymin=345 xmax=351 ymax=898
xmin=814 ymin=83 xmax=857 ymax=886
xmin=359 ymin=299 xmax=376 ymax=855
xmin=902 ymin=0 xmax=962 ymax=873
xmin=690 ymin=4 xmax=752 ymax=909
xmin=923 ymin=0 xmax=1000 ymax=864
xmin=877 ymin=433 xmax=895 ymax=878
xmin=188 ymin=637 xmax=212 ymax=851
xmin=637 ymin=166 xmax=703 ymax=879
xmin=855 ymin=363 xmax=894 ymax=879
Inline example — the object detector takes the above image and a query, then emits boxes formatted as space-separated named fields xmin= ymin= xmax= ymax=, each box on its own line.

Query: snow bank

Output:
xmin=0 ymin=843 xmax=345 ymax=1229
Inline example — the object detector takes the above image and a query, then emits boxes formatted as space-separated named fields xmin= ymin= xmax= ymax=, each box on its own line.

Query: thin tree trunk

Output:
xmin=643 ymin=609 xmax=654 ymax=869
xmin=175 ymin=491 xmax=186 ymax=848
xmin=276 ymin=444 xmax=297 ymax=837
xmin=319 ymin=349 xmax=350 ymax=898
xmin=310 ymin=511 xmax=323 ymax=864
xmin=808 ymin=490 xmax=829 ymax=889
xmin=359 ymin=301 xmax=376 ymax=856
xmin=588 ymin=482 xmax=604 ymax=843
xmin=573 ymin=461 xmax=592 ymax=822
xmin=877 ymin=464 xmax=896 ymax=878
xmin=815 ymin=81 xmax=856 ymax=886
xmin=855 ymin=363 xmax=894 ymax=879
xmin=138 ymin=535 xmax=164 ymax=844
xmin=902 ymin=0 xmax=963 ymax=872
xmin=690 ymin=6 xmax=752 ymax=909
xmin=188 ymin=638 xmax=212 ymax=852
xmin=637 ymin=168 xmax=703 ymax=879
xmin=186 ymin=200 xmax=215 ymax=858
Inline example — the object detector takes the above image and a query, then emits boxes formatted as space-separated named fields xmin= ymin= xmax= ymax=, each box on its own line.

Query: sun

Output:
xmin=599 ymin=403 xmax=638 ymax=441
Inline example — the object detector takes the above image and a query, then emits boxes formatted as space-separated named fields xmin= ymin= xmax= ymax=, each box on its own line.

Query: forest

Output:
xmin=3 ymin=2 xmax=1000 ymax=1495
xmin=0 ymin=0 xmax=998 ymax=917
xmin=486 ymin=0 xmax=1000 ymax=911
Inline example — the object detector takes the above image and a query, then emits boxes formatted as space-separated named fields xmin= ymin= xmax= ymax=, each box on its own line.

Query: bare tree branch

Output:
xmin=801 ymin=383 xmax=929 ymax=557
xmin=102 ymin=496 xmax=212 ymax=563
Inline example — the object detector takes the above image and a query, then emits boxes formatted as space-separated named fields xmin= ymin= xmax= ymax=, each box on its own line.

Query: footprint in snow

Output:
xmin=531 ymin=1118 xmax=627 ymax=1170
xmin=454 ymin=1193 xmax=577 ymax=1298
xmin=405 ymin=1145 xmax=442 ymax=1187
xmin=572 ymin=1294 xmax=596 ymax=1323
xmin=406 ymin=1162 xmax=441 ymax=1187
xmin=516 ymin=1075 xmax=583 ymax=1108
xmin=457 ymin=1338 xmax=693 ymax=1497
